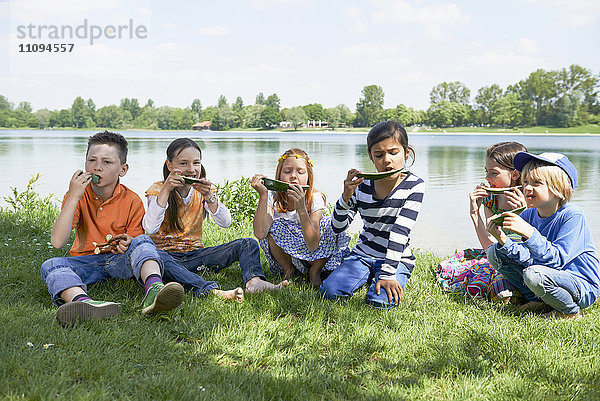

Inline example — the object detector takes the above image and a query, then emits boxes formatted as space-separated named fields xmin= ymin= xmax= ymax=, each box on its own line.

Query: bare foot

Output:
xmin=245 ymin=277 xmax=289 ymax=293
xmin=211 ymin=288 xmax=244 ymax=302
xmin=541 ymin=310 xmax=582 ymax=320
xmin=309 ymin=271 xmax=322 ymax=287
xmin=519 ymin=301 xmax=547 ymax=311
xmin=282 ymin=265 xmax=295 ymax=280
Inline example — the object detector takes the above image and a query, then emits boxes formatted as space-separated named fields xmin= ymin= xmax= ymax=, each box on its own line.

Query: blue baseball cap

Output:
xmin=513 ymin=152 xmax=578 ymax=189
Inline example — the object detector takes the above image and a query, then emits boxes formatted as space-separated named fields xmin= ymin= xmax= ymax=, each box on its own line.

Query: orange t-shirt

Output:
xmin=65 ymin=182 xmax=145 ymax=256
xmin=145 ymin=181 xmax=206 ymax=252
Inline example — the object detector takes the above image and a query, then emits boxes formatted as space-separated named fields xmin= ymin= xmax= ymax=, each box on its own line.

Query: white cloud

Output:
xmin=454 ymin=37 xmax=544 ymax=87
xmin=198 ymin=26 xmax=231 ymax=35
xmin=530 ymin=0 xmax=600 ymax=27
xmin=250 ymin=0 xmax=313 ymax=8
xmin=340 ymin=42 xmax=411 ymax=70
xmin=153 ymin=42 xmax=189 ymax=59
xmin=370 ymin=0 xmax=471 ymax=39
xmin=346 ymin=6 xmax=368 ymax=33
xmin=161 ymin=22 xmax=180 ymax=30
xmin=265 ymin=45 xmax=297 ymax=57
xmin=9 ymin=0 xmax=121 ymax=22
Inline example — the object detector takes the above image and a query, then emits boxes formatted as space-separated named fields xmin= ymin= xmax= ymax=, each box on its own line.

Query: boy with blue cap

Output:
xmin=485 ymin=152 xmax=599 ymax=320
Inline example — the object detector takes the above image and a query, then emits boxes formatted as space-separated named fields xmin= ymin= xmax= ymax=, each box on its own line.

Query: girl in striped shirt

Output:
xmin=321 ymin=120 xmax=425 ymax=308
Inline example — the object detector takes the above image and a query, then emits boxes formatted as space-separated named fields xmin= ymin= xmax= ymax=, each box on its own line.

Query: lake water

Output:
xmin=1 ymin=129 xmax=599 ymax=256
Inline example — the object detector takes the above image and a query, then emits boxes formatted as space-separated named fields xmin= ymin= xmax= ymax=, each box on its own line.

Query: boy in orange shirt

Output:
xmin=41 ymin=131 xmax=184 ymax=326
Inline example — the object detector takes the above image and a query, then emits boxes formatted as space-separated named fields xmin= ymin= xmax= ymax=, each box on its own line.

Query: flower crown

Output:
xmin=277 ymin=153 xmax=314 ymax=167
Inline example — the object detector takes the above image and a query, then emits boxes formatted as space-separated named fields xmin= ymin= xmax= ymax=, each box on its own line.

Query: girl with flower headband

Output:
xmin=251 ymin=148 xmax=350 ymax=286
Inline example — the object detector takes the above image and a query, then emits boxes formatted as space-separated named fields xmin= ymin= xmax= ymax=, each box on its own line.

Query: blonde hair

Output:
xmin=521 ymin=159 xmax=572 ymax=207
xmin=274 ymin=148 xmax=323 ymax=213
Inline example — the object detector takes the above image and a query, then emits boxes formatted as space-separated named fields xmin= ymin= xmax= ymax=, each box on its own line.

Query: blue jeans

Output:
xmin=160 ymin=238 xmax=266 ymax=296
xmin=40 ymin=235 xmax=162 ymax=306
xmin=486 ymin=244 xmax=588 ymax=314
xmin=320 ymin=254 xmax=409 ymax=309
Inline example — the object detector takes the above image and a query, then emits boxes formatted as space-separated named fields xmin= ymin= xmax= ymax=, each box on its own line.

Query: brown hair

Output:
xmin=367 ymin=120 xmax=415 ymax=166
xmin=274 ymin=148 xmax=323 ymax=213
xmin=486 ymin=142 xmax=527 ymax=170
xmin=163 ymin=138 xmax=207 ymax=232
xmin=87 ymin=130 xmax=128 ymax=165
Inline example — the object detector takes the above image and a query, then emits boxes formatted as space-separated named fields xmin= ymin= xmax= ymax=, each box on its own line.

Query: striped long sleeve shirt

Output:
xmin=332 ymin=172 xmax=425 ymax=285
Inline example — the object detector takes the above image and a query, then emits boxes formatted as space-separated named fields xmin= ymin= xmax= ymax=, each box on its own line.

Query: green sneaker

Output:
xmin=141 ymin=282 xmax=184 ymax=315
xmin=56 ymin=299 xmax=120 ymax=326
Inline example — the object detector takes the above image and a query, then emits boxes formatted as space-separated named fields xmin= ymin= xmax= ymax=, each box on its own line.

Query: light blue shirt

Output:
xmin=496 ymin=203 xmax=600 ymax=306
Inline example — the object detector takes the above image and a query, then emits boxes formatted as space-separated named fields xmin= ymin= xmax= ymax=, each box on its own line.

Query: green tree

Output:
xmin=259 ymin=106 xmax=281 ymax=128
xmin=13 ymin=107 xmax=36 ymax=127
xmin=120 ymin=98 xmax=141 ymax=120
xmin=201 ymin=106 xmax=219 ymax=123
xmin=282 ymin=106 xmax=307 ymax=130
xmin=16 ymin=101 xmax=32 ymax=113
xmin=266 ymin=93 xmax=280 ymax=111
xmin=232 ymin=96 xmax=244 ymax=112
xmin=218 ymin=95 xmax=228 ymax=108
xmin=145 ymin=98 xmax=155 ymax=109
xmin=171 ymin=108 xmax=196 ymax=130
xmin=427 ymin=100 xmax=470 ymax=127
xmin=191 ymin=99 xmax=202 ymax=121
xmin=557 ymin=65 xmax=599 ymax=108
xmin=355 ymin=85 xmax=384 ymax=127
xmin=212 ymin=105 xmax=239 ymax=131
xmin=430 ymin=81 xmax=471 ymax=105
xmin=241 ymin=104 xmax=266 ymax=128
xmin=382 ymin=108 xmax=398 ymax=121
xmin=336 ymin=104 xmax=353 ymax=126
xmin=156 ymin=106 xmax=176 ymax=130
xmin=325 ymin=107 xmax=341 ymax=128
xmin=71 ymin=97 xmax=88 ymax=128
xmin=255 ymin=92 xmax=266 ymax=105
xmin=0 ymin=95 xmax=11 ymax=110
xmin=34 ymin=108 xmax=52 ymax=128
xmin=516 ymin=69 xmax=558 ymax=126
xmin=492 ymin=93 xmax=523 ymax=128
xmin=86 ymin=99 xmax=96 ymax=126
xmin=134 ymin=106 xmax=158 ymax=130
xmin=303 ymin=103 xmax=326 ymax=121
xmin=475 ymin=84 xmax=502 ymax=125
xmin=554 ymin=91 xmax=583 ymax=128
xmin=57 ymin=109 xmax=74 ymax=127
xmin=96 ymin=105 xmax=124 ymax=129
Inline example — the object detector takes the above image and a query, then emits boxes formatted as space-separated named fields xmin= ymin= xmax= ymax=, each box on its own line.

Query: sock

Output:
xmin=144 ymin=274 xmax=163 ymax=292
xmin=72 ymin=294 xmax=91 ymax=302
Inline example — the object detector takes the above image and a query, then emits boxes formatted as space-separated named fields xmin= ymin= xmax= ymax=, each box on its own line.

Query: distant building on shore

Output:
xmin=192 ymin=121 xmax=212 ymax=130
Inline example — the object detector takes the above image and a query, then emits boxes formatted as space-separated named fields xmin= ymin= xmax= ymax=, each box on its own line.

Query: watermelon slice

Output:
xmin=262 ymin=178 xmax=309 ymax=192
xmin=356 ymin=168 xmax=403 ymax=180
xmin=488 ymin=206 xmax=526 ymax=225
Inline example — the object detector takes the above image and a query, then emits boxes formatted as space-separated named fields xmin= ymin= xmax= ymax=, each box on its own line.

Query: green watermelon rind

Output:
xmin=356 ymin=168 xmax=403 ymax=180
xmin=489 ymin=206 xmax=526 ymax=225
xmin=262 ymin=178 xmax=309 ymax=192
xmin=485 ymin=187 xmax=516 ymax=194
xmin=181 ymin=176 xmax=203 ymax=184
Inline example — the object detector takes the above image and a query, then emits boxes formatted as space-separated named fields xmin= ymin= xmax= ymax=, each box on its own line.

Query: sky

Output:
xmin=1 ymin=0 xmax=599 ymax=112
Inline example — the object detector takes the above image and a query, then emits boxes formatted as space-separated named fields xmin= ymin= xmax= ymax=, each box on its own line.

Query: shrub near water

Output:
xmin=215 ymin=176 xmax=259 ymax=224
xmin=1 ymin=177 xmax=599 ymax=400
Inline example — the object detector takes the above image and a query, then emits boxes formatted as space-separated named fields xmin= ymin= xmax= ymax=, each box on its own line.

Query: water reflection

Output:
xmin=1 ymin=130 xmax=599 ymax=256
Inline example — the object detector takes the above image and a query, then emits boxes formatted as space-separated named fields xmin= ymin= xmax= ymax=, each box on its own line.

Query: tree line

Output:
xmin=0 ymin=64 xmax=597 ymax=131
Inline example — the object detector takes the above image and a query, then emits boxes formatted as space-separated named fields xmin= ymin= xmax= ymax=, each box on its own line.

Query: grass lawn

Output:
xmin=1 ymin=202 xmax=599 ymax=400
xmin=420 ymin=124 xmax=600 ymax=134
